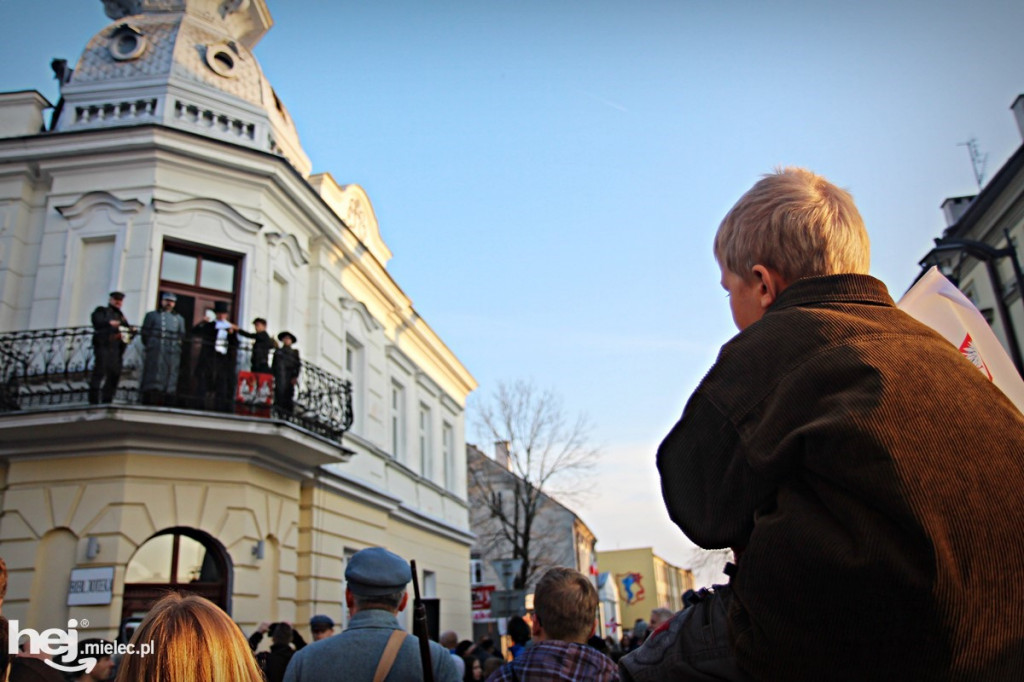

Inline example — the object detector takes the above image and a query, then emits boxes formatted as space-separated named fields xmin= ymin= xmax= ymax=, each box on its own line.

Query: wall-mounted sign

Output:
xmin=67 ymin=566 xmax=115 ymax=606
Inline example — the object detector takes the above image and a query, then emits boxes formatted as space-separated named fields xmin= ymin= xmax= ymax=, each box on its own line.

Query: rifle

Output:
xmin=409 ymin=559 xmax=435 ymax=682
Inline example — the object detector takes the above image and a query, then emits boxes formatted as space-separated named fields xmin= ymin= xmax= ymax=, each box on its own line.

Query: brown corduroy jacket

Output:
xmin=658 ymin=274 xmax=1024 ymax=681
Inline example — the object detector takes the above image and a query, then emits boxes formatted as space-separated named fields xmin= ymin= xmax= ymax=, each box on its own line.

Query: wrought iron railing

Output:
xmin=0 ymin=326 xmax=353 ymax=442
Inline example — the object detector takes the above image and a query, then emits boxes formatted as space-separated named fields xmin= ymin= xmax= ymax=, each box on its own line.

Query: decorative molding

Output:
xmin=152 ymin=197 xmax=262 ymax=234
xmin=172 ymin=99 xmax=256 ymax=141
xmin=385 ymin=344 xmax=416 ymax=376
xmin=439 ymin=393 xmax=462 ymax=416
xmin=393 ymin=503 xmax=475 ymax=546
xmin=55 ymin=192 xmax=145 ymax=228
xmin=0 ymin=201 xmax=11 ymax=266
xmin=220 ymin=0 xmax=251 ymax=17
xmin=339 ymin=296 xmax=382 ymax=333
xmin=75 ymin=99 xmax=158 ymax=125
xmin=313 ymin=467 xmax=403 ymax=515
xmin=104 ymin=0 xmax=187 ymax=20
xmin=416 ymin=370 xmax=441 ymax=398
xmin=265 ymin=231 xmax=309 ymax=267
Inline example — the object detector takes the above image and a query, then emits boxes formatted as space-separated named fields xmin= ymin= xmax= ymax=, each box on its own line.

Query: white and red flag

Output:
xmin=897 ymin=266 xmax=1024 ymax=414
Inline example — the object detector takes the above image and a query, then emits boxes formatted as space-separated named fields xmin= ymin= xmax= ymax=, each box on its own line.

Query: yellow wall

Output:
xmin=598 ymin=547 xmax=693 ymax=629
xmin=0 ymin=450 xmax=471 ymax=643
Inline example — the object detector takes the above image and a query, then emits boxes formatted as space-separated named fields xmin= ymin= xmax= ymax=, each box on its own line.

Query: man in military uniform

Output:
xmin=283 ymin=547 xmax=458 ymax=682
xmin=89 ymin=291 xmax=129 ymax=404
xmin=140 ymin=292 xmax=186 ymax=405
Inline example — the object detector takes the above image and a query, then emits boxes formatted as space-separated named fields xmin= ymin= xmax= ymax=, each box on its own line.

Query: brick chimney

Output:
xmin=495 ymin=440 xmax=512 ymax=470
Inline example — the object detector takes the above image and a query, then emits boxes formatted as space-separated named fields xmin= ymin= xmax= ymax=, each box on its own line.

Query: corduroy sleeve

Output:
xmin=657 ymin=391 xmax=774 ymax=550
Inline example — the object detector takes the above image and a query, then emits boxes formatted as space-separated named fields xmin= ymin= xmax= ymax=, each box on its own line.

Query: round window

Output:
xmin=109 ymin=27 xmax=147 ymax=61
xmin=205 ymin=44 xmax=239 ymax=78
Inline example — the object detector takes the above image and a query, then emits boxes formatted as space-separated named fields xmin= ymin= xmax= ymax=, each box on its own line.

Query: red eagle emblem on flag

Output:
xmin=959 ymin=334 xmax=993 ymax=381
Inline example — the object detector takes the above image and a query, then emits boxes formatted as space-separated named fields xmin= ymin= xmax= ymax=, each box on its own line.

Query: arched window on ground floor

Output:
xmin=121 ymin=527 xmax=233 ymax=636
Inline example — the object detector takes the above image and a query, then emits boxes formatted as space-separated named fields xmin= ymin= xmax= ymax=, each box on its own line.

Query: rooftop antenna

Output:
xmin=958 ymin=137 xmax=988 ymax=190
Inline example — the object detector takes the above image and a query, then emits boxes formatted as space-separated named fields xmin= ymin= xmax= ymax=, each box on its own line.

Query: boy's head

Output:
xmin=532 ymin=567 xmax=598 ymax=644
xmin=714 ymin=167 xmax=870 ymax=330
xmin=253 ymin=318 xmax=266 ymax=331
xmin=715 ymin=167 xmax=869 ymax=282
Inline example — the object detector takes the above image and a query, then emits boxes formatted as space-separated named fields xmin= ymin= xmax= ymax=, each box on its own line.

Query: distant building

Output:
xmin=0 ymin=0 xmax=476 ymax=644
xmin=917 ymin=93 xmax=1024 ymax=373
xmin=598 ymin=547 xmax=693 ymax=632
xmin=595 ymin=571 xmax=623 ymax=642
xmin=467 ymin=442 xmax=600 ymax=639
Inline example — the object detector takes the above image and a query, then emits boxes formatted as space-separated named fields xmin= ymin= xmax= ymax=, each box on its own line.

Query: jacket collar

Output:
xmin=770 ymin=274 xmax=894 ymax=312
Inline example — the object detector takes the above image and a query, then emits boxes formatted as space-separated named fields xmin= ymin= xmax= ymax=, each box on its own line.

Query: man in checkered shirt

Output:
xmin=487 ymin=567 xmax=619 ymax=681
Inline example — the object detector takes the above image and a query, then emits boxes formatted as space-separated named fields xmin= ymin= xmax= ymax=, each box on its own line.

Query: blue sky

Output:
xmin=2 ymin=0 xmax=1023 ymax=580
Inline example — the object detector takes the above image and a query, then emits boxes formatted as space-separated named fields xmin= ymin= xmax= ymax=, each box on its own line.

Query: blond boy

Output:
xmin=620 ymin=168 xmax=1024 ymax=681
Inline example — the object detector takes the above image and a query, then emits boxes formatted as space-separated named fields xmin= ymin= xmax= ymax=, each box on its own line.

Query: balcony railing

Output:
xmin=0 ymin=326 xmax=353 ymax=443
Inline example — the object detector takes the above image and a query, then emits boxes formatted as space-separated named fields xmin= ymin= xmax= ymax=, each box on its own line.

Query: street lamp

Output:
xmin=921 ymin=230 xmax=1024 ymax=375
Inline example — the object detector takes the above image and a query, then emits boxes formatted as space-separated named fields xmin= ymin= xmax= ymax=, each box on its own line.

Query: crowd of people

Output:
xmin=86 ymin=291 xmax=301 ymax=414
xmin=0 ymin=547 xmax=632 ymax=682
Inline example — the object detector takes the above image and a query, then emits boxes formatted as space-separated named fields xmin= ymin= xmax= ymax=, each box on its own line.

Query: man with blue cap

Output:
xmin=284 ymin=547 xmax=458 ymax=681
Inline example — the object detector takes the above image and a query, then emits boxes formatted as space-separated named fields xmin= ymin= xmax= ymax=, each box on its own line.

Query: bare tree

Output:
xmin=469 ymin=380 xmax=599 ymax=589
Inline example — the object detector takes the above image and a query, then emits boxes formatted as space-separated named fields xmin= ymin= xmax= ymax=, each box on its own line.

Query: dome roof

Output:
xmin=54 ymin=0 xmax=311 ymax=177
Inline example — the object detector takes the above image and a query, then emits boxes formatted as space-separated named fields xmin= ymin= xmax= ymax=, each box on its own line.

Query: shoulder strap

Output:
xmin=373 ymin=629 xmax=408 ymax=682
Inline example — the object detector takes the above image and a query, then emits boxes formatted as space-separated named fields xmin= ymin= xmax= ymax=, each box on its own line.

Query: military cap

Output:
xmin=160 ymin=291 xmax=177 ymax=301
xmin=109 ymin=291 xmax=125 ymax=300
xmin=309 ymin=614 xmax=335 ymax=630
xmin=344 ymin=547 xmax=411 ymax=597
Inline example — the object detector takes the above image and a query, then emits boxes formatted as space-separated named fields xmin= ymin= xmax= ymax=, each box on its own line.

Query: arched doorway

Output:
xmin=121 ymin=527 xmax=233 ymax=627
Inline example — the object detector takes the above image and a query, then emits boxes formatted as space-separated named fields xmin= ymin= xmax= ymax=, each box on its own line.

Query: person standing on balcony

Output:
xmin=272 ymin=331 xmax=300 ymax=413
xmin=192 ymin=301 xmax=238 ymax=412
xmin=140 ymin=292 xmax=186 ymax=406
xmin=238 ymin=317 xmax=277 ymax=374
xmin=89 ymin=291 xmax=129 ymax=404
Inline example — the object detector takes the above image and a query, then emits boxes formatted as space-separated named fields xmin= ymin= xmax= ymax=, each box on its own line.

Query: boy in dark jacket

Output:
xmin=621 ymin=167 xmax=1024 ymax=682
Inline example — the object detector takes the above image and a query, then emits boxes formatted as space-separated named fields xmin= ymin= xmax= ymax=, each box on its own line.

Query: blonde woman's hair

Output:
xmin=115 ymin=592 xmax=263 ymax=682
xmin=714 ymin=167 xmax=870 ymax=282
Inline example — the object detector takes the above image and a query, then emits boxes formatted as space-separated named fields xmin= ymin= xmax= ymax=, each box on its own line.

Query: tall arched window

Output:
xmin=122 ymin=527 xmax=232 ymax=623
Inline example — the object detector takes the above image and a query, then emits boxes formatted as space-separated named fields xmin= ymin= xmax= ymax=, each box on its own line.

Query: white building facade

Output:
xmin=0 ymin=0 xmax=476 ymax=643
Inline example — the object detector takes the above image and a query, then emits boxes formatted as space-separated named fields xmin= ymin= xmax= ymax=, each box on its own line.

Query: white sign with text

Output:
xmin=67 ymin=566 xmax=115 ymax=606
